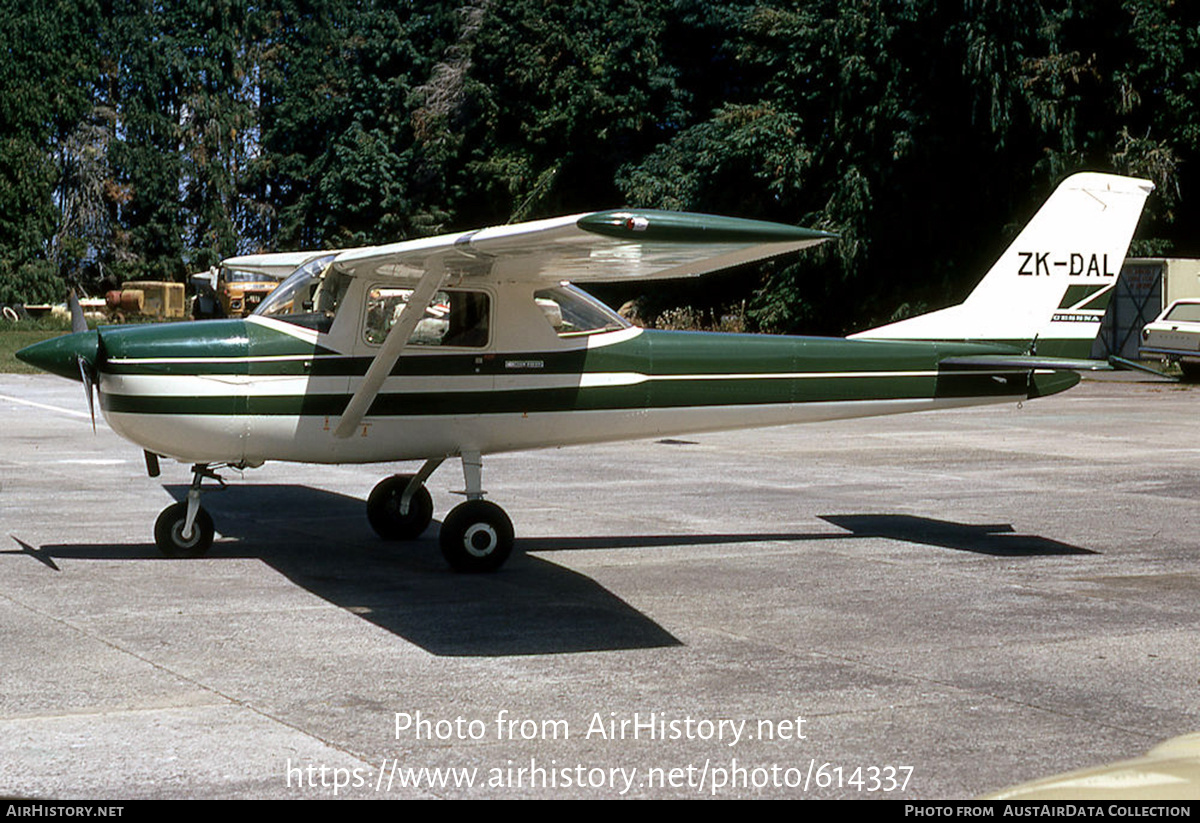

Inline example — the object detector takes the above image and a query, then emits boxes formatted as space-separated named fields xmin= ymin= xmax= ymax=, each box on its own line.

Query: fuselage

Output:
xmin=18 ymin=274 xmax=1078 ymax=466
xmin=25 ymin=317 xmax=1074 ymax=466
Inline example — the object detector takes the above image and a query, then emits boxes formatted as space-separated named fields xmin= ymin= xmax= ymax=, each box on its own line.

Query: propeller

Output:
xmin=68 ymin=289 xmax=98 ymax=432
xmin=68 ymin=287 xmax=87 ymax=334
xmin=65 ymin=289 xmax=161 ymax=471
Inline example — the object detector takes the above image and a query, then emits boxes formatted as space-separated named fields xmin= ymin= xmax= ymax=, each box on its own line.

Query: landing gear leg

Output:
xmin=439 ymin=450 xmax=514 ymax=573
xmin=154 ymin=463 xmax=219 ymax=557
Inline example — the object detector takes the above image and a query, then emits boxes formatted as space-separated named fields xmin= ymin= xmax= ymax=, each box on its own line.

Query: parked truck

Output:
xmin=190 ymin=256 xmax=307 ymax=318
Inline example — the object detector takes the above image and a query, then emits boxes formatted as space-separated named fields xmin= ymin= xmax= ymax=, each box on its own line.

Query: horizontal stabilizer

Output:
xmin=938 ymin=355 xmax=1112 ymax=371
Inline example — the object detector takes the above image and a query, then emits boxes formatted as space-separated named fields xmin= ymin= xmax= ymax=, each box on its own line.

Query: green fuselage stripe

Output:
xmin=95 ymin=323 xmax=1036 ymax=416
xmin=98 ymin=372 xmax=1025 ymax=416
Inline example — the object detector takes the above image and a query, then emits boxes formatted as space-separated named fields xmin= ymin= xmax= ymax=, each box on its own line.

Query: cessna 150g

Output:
xmin=17 ymin=172 xmax=1152 ymax=572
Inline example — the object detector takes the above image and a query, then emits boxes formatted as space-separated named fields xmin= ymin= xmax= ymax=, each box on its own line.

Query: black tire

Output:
xmin=367 ymin=474 xmax=434 ymax=540
xmin=154 ymin=502 xmax=214 ymax=558
xmin=1179 ymin=362 xmax=1200 ymax=382
xmin=439 ymin=500 xmax=514 ymax=573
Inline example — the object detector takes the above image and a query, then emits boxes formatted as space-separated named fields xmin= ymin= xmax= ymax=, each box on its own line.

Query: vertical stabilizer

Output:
xmin=851 ymin=173 xmax=1154 ymax=357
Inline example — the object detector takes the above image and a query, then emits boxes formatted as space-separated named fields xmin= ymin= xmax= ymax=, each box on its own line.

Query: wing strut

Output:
xmin=333 ymin=260 xmax=447 ymax=439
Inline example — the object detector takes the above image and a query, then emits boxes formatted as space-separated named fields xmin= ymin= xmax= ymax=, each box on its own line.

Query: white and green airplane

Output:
xmin=17 ymin=172 xmax=1152 ymax=572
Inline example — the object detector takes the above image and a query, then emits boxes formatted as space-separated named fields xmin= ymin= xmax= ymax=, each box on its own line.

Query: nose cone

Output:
xmin=16 ymin=331 xmax=101 ymax=380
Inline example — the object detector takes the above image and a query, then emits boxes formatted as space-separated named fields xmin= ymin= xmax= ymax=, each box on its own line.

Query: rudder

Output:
xmin=852 ymin=172 xmax=1154 ymax=357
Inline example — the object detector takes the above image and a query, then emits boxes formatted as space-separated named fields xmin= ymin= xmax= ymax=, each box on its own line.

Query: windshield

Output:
xmin=534 ymin=284 xmax=630 ymax=337
xmin=253 ymin=254 xmax=345 ymax=332
xmin=223 ymin=268 xmax=281 ymax=284
xmin=1164 ymin=302 xmax=1200 ymax=323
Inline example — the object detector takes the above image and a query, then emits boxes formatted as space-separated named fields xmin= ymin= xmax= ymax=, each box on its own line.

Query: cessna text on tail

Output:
xmin=17 ymin=173 xmax=1153 ymax=571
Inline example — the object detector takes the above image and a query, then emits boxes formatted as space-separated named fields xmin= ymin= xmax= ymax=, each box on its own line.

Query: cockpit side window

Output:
xmin=364 ymin=287 xmax=490 ymax=348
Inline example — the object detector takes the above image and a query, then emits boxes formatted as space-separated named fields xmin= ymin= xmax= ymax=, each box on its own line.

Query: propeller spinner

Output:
xmin=16 ymin=290 xmax=103 ymax=431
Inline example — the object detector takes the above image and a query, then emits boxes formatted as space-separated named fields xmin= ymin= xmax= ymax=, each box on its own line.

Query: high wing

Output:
xmin=325 ymin=210 xmax=836 ymax=282
xmin=317 ymin=210 xmax=833 ymax=439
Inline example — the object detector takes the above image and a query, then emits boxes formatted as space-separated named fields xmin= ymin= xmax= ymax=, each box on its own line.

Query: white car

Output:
xmin=1140 ymin=298 xmax=1200 ymax=380
xmin=982 ymin=731 xmax=1200 ymax=800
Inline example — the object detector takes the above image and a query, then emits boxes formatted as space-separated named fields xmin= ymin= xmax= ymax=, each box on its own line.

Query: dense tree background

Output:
xmin=2 ymin=0 xmax=1198 ymax=332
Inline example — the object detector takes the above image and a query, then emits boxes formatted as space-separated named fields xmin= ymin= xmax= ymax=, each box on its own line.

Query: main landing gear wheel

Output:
xmin=154 ymin=502 xmax=214 ymax=558
xmin=367 ymin=474 xmax=434 ymax=540
xmin=439 ymin=500 xmax=513 ymax=573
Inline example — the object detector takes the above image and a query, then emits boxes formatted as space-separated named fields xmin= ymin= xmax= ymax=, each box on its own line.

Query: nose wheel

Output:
xmin=154 ymin=463 xmax=220 ymax=557
xmin=155 ymin=502 xmax=214 ymax=557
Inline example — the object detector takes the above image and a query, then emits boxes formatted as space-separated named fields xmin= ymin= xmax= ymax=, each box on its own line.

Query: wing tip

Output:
xmin=578 ymin=210 xmax=837 ymax=244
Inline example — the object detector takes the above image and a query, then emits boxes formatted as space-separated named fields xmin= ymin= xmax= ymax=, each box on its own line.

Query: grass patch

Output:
xmin=0 ymin=330 xmax=66 ymax=373
xmin=0 ymin=317 xmax=74 ymax=373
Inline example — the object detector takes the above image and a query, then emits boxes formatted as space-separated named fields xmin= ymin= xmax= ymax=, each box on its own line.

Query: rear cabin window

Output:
xmin=534 ymin=285 xmax=629 ymax=337
xmin=365 ymin=287 xmax=490 ymax=347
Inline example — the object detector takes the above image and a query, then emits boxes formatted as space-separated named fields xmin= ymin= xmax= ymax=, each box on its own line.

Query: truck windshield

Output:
xmin=224 ymin=268 xmax=280 ymax=283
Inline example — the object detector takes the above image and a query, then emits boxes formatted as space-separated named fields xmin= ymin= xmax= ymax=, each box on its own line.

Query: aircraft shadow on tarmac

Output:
xmin=22 ymin=484 xmax=683 ymax=657
xmin=817 ymin=514 xmax=1096 ymax=557
xmin=520 ymin=516 xmax=1094 ymax=557
xmin=12 ymin=485 xmax=1093 ymax=656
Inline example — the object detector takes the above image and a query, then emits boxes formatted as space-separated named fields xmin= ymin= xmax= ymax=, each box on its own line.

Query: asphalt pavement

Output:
xmin=0 ymin=371 xmax=1197 ymax=799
